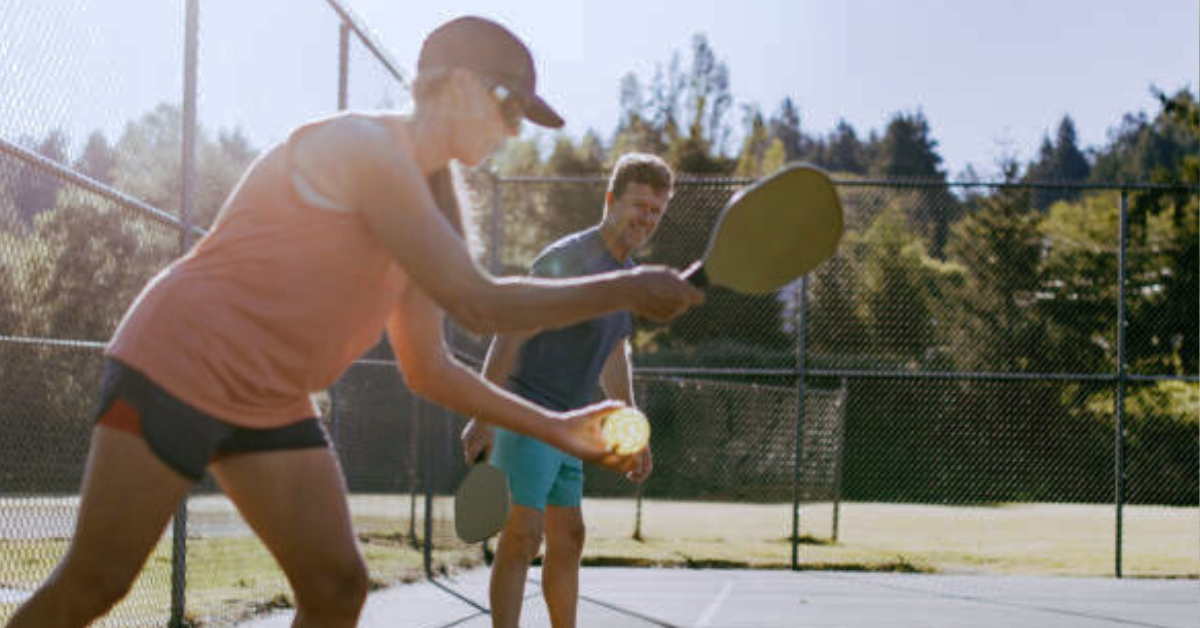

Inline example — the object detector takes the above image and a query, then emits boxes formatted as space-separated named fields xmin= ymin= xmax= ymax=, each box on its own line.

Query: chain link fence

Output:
xmin=474 ymin=175 xmax=1198 ymax=579
xmin=1 ymin=1 xmax=1198 ymax=626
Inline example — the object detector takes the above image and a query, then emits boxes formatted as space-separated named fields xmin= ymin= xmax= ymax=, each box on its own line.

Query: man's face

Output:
xmin=606 ymin=182 xmax=670 ymax=256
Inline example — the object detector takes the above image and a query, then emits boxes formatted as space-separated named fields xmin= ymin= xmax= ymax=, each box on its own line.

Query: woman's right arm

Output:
xmin=333 ymin=117 xmax=703 ymax=334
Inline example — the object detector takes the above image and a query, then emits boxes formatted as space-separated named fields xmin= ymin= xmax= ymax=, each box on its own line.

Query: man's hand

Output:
xmin=461 ymin=418 xmax=494 ymax=463
xmin=626 ymin=446 xmax=653 ymax=483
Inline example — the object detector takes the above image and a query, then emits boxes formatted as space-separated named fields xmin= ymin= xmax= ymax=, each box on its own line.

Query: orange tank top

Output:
xmin=107 ymin=122 xmax=407 ymax=428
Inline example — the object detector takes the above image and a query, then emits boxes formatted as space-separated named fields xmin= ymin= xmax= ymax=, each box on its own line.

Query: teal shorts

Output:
xmin=491 ymin=427 xmax=583 ymax=511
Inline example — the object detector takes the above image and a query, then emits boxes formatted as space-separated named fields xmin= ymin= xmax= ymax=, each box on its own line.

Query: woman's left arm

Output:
xmin=386 ymin=284 xmax=635 ymax=473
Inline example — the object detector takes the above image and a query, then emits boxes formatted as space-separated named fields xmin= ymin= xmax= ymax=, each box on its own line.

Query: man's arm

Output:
xmin=599 ymin=339 xmax=635 ymax=406
xmin=460 ymin=330 xmax=534 ymax=461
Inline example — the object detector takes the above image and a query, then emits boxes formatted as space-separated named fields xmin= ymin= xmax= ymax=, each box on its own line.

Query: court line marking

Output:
xmin=694 ymin=580 xmax=734 ymax=628
xmin=531 ymin=577 xmax=683 ymax=628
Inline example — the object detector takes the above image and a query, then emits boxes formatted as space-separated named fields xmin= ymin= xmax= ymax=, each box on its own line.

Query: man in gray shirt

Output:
xmin=462 ymin=153 xmax=674 ymax=628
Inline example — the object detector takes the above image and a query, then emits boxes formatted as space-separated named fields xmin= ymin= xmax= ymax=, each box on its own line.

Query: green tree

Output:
xmin=1081 ymin=88 xmax=1198 ymax=375
xmin=74 ymin=131 xmax=116 ymax=185
xmin=647 ymin=54 xmax=685 ymax=145
xmin=111 ymin=104 xmax=258 ymax=231
xmin=613 ymin=72 xmax=669 ymax=156
xmin=1126 ymin=88 xmax=1199 ymax=375
xmin=806 ymin=242 xmax=870 ymax=364
xmin=870 ymin=111 xmax=958 ymax=257
xmin=768 ymin=97 xmax=807 ymax=161
xmin=660 ymin=34 xmax=736 ymax=175
xmin=870 ymin=111 xmax=943 ymax=179
xmin=1091 ymin=87 xmax=1199 ymax=183
xmin=1025 ymin=116 xmax=1091 ymax=209
xmin=944 ymin=168 xmax=1048 ymax=372
xmin=1037 ymin=193 xmax=1119 ymax=373
xmin=669 ymin=134 xmax=735 ymax=175
xmin=684 ymin=33 xmax=733 ymax=153
xmin=463 ymin=137 xmax=546 ymax=271
xmin=11 ymin=129 xmax=68 ymax=225
xmin=734 ymin=108 xmax=785 ymax=177
xmin=821 ymin=120 xmax=867 ymax=175
xmin=858 ymin=204 xmax=945 ymax=365
xmin=24 ymin=188 xmax=177 ymax=342
xmin=542 ymin=134 xmax=606 ymax=240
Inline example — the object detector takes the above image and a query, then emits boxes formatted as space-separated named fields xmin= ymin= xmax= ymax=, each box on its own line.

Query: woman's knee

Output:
xmin=51 ymin=561 xmax=139 ymax=618
xmin=293 ymin=555 xmax=370 ymax=614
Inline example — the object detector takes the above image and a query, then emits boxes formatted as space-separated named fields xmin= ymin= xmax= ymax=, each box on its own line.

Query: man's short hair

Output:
xmin=608 ymin=153 xmax=673 ymax=199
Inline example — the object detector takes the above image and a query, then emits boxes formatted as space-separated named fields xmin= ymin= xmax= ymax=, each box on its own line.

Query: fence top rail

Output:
xmin=496 ymin=173 xmax=1198 ymax=193
xmin=633 ymin=366 xmax=1199 ymax=383
xmin=831 ymin=178 xmax=1198 ymax=192
xmin=322 ymin=0 xmax=408 ymax=89
xmin=0 ymin=136 xmax=203 ymax=237
xmin=497 ymin=174 xmax=757 ymax=186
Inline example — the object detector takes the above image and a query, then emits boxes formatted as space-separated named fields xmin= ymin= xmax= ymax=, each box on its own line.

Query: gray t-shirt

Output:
xmin=507 ymin=227 xmax=634 ymax=411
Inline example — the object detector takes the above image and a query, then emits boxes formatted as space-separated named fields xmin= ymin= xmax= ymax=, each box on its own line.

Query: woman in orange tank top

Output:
xmin=6 ymin=16 xmax=703 ymax=628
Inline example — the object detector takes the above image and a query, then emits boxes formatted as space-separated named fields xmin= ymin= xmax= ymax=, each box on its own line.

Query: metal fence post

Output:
xmin=791 ymin=276 xmax=809 ymax=570
xmin=422 ymin=401 xmax=435 ymax=578
xmin=408 ymin=391 xmax=420 ymax=547
xmin=170 ymin=0 xmax=200 ymax=625
xmin=1114 ymin=189 xmax=1129 ymax=578
xmin=337 ymin=20 xmax=349 ymax=111
xmin=831 ymin=377 xmax=848 ymax=543
xmin=489 ymin=172 xmax=503 ymax=273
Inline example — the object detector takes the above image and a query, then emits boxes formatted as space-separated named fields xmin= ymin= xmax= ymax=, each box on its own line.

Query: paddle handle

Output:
xmin=684 ymin=263 xmax=710 ymax=289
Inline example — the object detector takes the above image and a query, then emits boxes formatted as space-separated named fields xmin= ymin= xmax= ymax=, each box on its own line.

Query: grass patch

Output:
xmin=0 ymin=522 xmax=481 ymax=626
xmin=578 ymin=499 xmax=1199 ymax=577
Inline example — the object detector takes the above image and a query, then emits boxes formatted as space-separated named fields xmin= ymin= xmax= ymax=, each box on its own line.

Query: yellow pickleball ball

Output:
xmin=601 ymin=407 xmax=650 ymax=455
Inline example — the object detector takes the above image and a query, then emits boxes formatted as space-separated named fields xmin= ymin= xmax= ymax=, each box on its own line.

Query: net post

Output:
xmin=791 ymin=276 xmax=810 ymax=570
xmin=1114 ymin=188 xmax=1128 ymax=578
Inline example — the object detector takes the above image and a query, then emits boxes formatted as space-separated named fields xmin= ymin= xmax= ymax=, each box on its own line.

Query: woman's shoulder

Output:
xmin=289 ymin=112 xmax=415 ymax=210
xmin=290 ymin=112 xmax=405 ymax=161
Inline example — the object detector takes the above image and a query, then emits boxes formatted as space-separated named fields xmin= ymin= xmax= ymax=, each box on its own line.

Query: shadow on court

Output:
xmin=237 ymin=567 xmax=1198 ymax=628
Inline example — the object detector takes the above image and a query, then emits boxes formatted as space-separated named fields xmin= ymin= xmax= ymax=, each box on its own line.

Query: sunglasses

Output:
xmin=486 ymin=82 xmax=524 ymax=131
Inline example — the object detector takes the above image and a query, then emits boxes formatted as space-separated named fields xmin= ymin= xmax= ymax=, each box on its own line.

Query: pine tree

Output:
xmin=823 ymin=120 xmax=866 ymax=174
xmin=768 ymin=97 xmax=806 ymax=161
xmin=1025 ymin=115 xmax=1091 ymax=210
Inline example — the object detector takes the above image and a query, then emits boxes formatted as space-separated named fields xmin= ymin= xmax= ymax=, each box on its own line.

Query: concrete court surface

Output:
xmin=236 ymin=566 xmax=1199 ymax=628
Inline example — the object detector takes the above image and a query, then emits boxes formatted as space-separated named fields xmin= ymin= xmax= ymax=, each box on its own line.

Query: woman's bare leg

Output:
xmin=5 ymin=426 xmax=192 ymax=627
xmin=209 ymin=447 xmax=368 ymax=628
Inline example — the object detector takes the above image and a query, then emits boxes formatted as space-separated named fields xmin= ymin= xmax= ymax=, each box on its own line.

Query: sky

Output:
xmin=1 ymin=0 xmax=1196 ymax=180
xmin=346 ymin=0 xmax=1198 ymax=178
